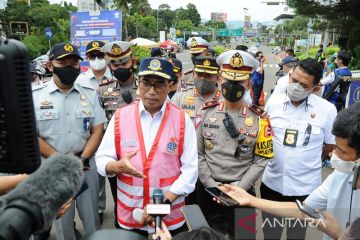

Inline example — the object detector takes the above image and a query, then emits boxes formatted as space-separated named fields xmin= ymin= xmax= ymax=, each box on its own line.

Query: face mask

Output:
xmin=330 ymin=152 xmax=356 ymax=174
xmin=286 ymin=82 xmax=312 ymax=101
xmin=53 ymin=66 xmax=80 ymax=86
xmin=89 ymin=57 xmax=107 ymax=71
xmin=112 ymin=67 xmax=133 ymax=82
xmin=221 ymin=81 xmax=245 ymax=102
xmin=194 ymin=78 xmax=216 ymax=95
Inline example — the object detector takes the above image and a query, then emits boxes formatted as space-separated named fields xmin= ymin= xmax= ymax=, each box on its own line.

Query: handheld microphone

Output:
xmin=0 ymin=154 xmax=84 ymax=240
xmin=147 ymin=189 xmax=170 ymax=233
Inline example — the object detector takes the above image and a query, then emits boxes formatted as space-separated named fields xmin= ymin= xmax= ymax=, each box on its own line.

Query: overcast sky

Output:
xmin=49 ymin=0 xmax=289 ymax=21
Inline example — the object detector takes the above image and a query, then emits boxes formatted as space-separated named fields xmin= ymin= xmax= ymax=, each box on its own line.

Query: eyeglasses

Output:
xmin=88 ymin=52 xmax=105 ymax=60
xmin=139 ymin=80 xmax=168 ymax=92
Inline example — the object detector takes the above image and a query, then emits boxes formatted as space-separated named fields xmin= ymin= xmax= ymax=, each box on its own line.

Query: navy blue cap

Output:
xmin=138 ymin=57 xmax=174 ymax=80
xmin=49 ymin=43 xmax=83 ymax=61
xmin=86 ymin=40 xmax=105 ymax=53
xmin=169 ymin=58 xmax=183 ymax=73
xmin=150 ymin=47 xmax=164 ymax=57
xmin=279 ymin=56 xmax=297 ymax=67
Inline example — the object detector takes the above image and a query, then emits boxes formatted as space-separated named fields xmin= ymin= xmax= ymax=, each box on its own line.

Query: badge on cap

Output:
xmin=64 ymin=44 xmax=74 ymax=52
xmin=230 ymin=52 xmax=243 ymax=68
xmin=92 ymin=41 xmax=99 ymax=48
xmin=203 ymin=59 xmax=211 ymax=66
xmin=167 ymin=137 xmax=177 ymax=152
xmin=111 ymin=44 xmax=122 ymax=56
xmin=149 ymin=59 xmax=162 ymax=71
xmin=191 ymin=38 xmax=198 ymax=47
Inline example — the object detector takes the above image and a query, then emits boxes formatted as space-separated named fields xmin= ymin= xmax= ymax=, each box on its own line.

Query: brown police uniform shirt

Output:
xmin=196 ymin=101 xmax=273 ymax=191
xmin=171 ymin=86 xmax=221 ymax=119
xmin=97 ymin=78 xmax=138 ymax=120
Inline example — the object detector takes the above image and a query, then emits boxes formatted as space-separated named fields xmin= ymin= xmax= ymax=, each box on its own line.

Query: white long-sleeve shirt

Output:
xmin=95 ymin=100 xmax=198 ymax=196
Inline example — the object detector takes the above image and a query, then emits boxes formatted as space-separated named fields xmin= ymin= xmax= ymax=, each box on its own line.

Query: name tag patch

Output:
xmin=121 ymin=140 xmax=138 ymax=147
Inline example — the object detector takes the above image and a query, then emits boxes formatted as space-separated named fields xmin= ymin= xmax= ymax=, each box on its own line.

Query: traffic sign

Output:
xmin=217 ymin=28 xmax=243 ymax=37
xmin=10 ymin=21 xmax=28 ymax=35
xmin=44 ymin=27 xmax=53 ymax=40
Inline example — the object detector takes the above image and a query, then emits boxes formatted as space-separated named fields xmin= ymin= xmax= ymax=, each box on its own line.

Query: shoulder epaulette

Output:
xmin=249 ymin=104 xmax=268 ymax=118
xmin=99 ymin=78 xmax=115 ymax=86
xmin=201 ymin=100 xmax=220 ymax=110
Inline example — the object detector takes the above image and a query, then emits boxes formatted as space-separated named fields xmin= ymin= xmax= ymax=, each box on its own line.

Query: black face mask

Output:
xmin=53 ymin=66 xmax=80 ymax=86
xmin=221 ymin=81 xmax=245 ymax=102
xmin=112 ymin=67 xmax=133 ymax=82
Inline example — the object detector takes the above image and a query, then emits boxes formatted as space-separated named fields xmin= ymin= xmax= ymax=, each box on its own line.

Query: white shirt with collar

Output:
xmin=96 ymin=100 xmax=198 ymax=196
xmin=262 ymin=93 xmax=337 ymax=196
xmin=272 ymin=73 xmax=289 ymax=96
xmin=76 ymin=67 xmax=112 ymax=89
xmin=304 ymin=170 xmax=360 ymax=240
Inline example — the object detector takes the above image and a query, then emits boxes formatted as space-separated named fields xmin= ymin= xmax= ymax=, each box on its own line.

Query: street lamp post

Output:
xmin=243 ymin=8 xmax=248 ymax=44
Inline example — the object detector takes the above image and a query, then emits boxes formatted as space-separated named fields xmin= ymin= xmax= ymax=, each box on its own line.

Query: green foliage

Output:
xmin=0 ymin=0 xmax=76 ymax=58
xmin=213 ymin=46 xmax=228 ymax=56
xmin=176 ymin=20 xmax=193 ymax=31
xmin=350 ymin=44 xmax=360 ymax=70
xmin=128 ymin=14 xmax=157 ymax=39
xmin=204 ymin=20 xmax=226 ymax=29
xmin=326 ymin=46 xmax=340 ymax=56
xmin=131 ymin=45 xmax=150 ymax=63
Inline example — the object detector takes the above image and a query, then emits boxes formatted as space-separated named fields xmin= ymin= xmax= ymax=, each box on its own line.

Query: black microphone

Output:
xmin=152 ymin=189 xmax=164 ymax=231
xmin=0 ymin=154 xmax=84 ymax=240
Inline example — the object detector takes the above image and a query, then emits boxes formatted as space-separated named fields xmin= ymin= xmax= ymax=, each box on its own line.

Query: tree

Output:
xmin=204 ymin=20 xmax=226 ymax=30
xmin=176 ymin=20 xmax=193 ymax=31
xmin=185 ymin=3 xmax=201 ymax=27
xmin=127 ymin=14 xmax=157 ymax=39
xmin=287 ymin=0 xmax=360 ymax=51
xmin=0 ymin=0 xmax=76 ymax=58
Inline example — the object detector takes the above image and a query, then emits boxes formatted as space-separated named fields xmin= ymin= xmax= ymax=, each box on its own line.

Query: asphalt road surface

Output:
xmin=49 ymin=46 xmax=330 ymax=240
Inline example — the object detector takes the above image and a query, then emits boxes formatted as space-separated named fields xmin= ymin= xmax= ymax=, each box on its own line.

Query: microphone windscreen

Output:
xmin=0 ymin=154 xmax=84 ymax=230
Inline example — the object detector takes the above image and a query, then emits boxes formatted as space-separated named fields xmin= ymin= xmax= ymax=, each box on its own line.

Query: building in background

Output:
xmin=211 ymin=12 xmax=227 ymax=22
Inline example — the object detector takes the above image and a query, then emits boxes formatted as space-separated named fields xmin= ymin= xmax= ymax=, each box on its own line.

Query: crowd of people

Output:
xmin=2 ymin=36 xmax=358 ymax=240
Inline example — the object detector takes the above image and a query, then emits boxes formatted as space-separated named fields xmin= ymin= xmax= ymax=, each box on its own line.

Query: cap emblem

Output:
xmin=149 ymin=59 xmax=162 ymax=70
xmin=230 ymin=52 xmax=243 ymax=68
xmin=191 ymin=38 xmax=198 ymax=48
xmin=111 ymin=44 xmax=122 ymax=56
xmin=92 ymin=41 xmax=100 ymax=48
xmin=203 ymin=59 xmax=211 ymax=66
xmin=64 ymin=44 xmax=74 ymax=52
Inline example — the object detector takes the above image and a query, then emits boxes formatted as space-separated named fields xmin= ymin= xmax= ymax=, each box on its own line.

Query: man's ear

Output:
xmin=132 ymin=58 xmax=137 ymax=67
xmin=47 ymin=61 xmax=53 ymax=72
xmin=312 ymin=85 xmax=321 ymax=93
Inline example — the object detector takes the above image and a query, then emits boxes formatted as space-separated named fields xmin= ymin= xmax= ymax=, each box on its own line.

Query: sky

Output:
xmin=48 ymin=0 xmax=290 ymax=22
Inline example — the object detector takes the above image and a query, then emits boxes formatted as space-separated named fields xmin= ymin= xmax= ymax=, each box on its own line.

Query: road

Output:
xmin=50 ymin=45 xmax=327 ymax=240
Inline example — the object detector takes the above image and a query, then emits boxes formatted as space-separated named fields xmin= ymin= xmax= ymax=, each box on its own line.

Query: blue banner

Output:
xmin=348 ymin=80 xmax=360 ymax=106
xmin=70 ymin=10 xmax=122 ymax=71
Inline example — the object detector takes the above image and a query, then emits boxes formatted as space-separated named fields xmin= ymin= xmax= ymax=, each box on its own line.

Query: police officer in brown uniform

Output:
xmin=97 ymin=41 xmax=138 ymax=120
xmin=96 ymin=41 xmax=138 ymax=228
xmin=196 ymin=50 xmax=274 ymax=238
xmin=183 ymin=37 xmax=211 ymax=87
xmin=172 ymin=56 xmax=221 ymax=123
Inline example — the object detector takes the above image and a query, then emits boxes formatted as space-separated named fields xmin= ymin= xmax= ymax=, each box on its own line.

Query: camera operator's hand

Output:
xmin=152 ymin=222 xmax=172 ymax=240
xmin=214 ymin=184 xmax=254 ymax=206
xmin=140 ymin=205 xmax=154 ymax=226
xmin=56 ymin=198 xmax=73 ymax=218
xmin=105 ymin=151 xmax=144 ymax=178
xmin=0 ymin=174 xmax=28 ymax=195
xmin=309 ymin=210 xmax=343 ymax=239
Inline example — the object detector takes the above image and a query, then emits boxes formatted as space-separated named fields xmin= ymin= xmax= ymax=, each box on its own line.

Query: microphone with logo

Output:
xmin=0 ymin=154 xmax=84 ymax=240
xmin=147 ymin=189 xmax=170 ymax=236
